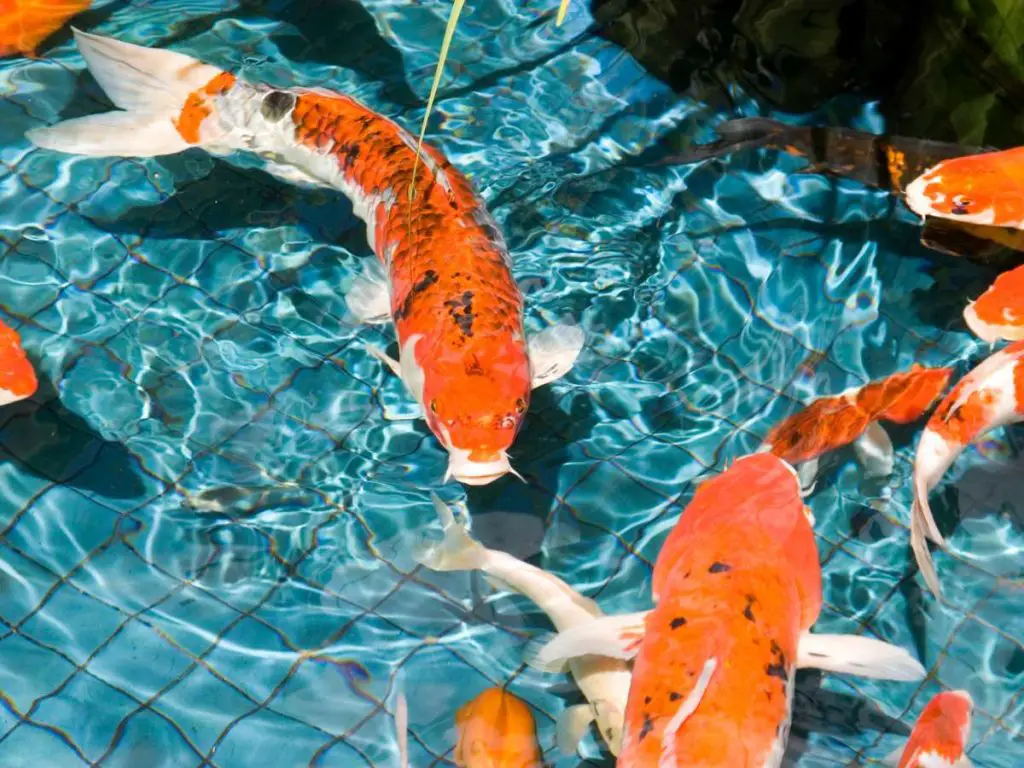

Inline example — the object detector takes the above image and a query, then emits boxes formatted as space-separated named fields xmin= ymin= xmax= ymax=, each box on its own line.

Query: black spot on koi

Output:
xmin=743 ymin=595 xmax=756 ymax=622
xmin=444 ymin=290 xmax=475 ymax=337
xmin=638 ymin=713 xmax=654 ymax=742
xmin=708 ymin=562 xmax=731 ymax=574
xmin=670 ymin=616 xmax=687 ymax=629
xmin=394 ymin=270 xmax=439 ymax=320
xmin=765 ymin=661 xmax=787 ymax=680
xmin=261 ymin=90 xmax=296 ymax=122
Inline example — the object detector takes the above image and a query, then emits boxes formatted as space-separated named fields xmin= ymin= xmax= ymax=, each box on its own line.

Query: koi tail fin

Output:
xmin=395 ymin=690 xmax=408 ymax=768
xmin=796 ymin=633 xmax=925 ymax=681
xmin=26 ymin=28 xmax=230 ymax=157
xmin=413 ymin=494 xmax=488 ymax=572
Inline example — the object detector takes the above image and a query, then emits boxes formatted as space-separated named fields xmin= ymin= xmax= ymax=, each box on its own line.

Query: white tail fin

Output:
xmin=395 ymin=691 xmax=408 ymax=768
xmin=413 ymin=494 xmax=487 ymax=572
xmin=26 ymin=28 xmax=228 ymax=157
xmin=796 ymin=633 xmax=926 ymax=681
xmin=911 ymin=508 xmax=944 ymax=598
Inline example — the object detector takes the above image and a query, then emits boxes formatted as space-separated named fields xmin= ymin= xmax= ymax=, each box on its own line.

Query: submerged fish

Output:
xmin=961 ymin=263 xmax=1024 ymax=343
xmin=26 ymin=29 xmax=585 ymax=486
xmin=891 ymin=690 xmax=974 ymax=768
xmin=761 ymin=364 xmax=952 ymax=492
xmin=666 ymin=118 xmax=1024 ymax=261
xmin=0 ymin=0 xmax=90 ymax=58
xmin=417 ymin=494 xmax=630 ymax=756
xmin=911 ymin=340 xmax=1024 ymax=597
xmin=0 ymin=319 xmax=37 ymax=405
xmin=453 ymin=687 xmax=543 ymax=767
xmin=534 ymin=453 xmax=925 ymax=768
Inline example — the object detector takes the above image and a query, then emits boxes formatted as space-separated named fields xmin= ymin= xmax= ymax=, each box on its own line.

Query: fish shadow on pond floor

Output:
xmin=0 ymin=373 xmax=148 ymax=501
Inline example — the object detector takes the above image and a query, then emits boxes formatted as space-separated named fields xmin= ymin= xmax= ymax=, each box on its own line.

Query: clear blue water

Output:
xmin=0 ymin=1 xmax=1021 ymax=766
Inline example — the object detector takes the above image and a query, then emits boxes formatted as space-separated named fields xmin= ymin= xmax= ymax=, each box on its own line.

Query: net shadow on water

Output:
xmin=0 ymin=0 xmax=1021 ymax=767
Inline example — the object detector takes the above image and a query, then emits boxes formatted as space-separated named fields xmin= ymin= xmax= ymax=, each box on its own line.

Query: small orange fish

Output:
xmin=0 ymin=319 xmax=37 ymax=405
xmin=911 ymin=339 xmax=1024 ymax=597
xmin=894 ymin=690 xmax=973 ymax=768
xmin=0 ymin=0 xmax=90 ymax=58
xmin=763 ymin=364 xmax=953 ymax=473
xmin=963 ymin=262 xmax=1024 ymax=343
xmin=904 ymin=146 xmax=1024 ymax=228
xmin=454 ymin=687 xmax=543 ymax=767
xmin=534 ymin=454 xmax=925 ymax=767
xmin=27 ymin=30 xmax=585 ymax=486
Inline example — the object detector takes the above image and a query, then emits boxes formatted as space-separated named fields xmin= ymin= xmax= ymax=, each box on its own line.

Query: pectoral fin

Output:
xmin=528 ymin=323 xmax=585 ymax=388
xmin=366 ymin=344 xmax=402 ymax=377
xmin=555 ymin=704 xmax=594 ymax=755
xmin=797 ymin=633 xmax=925 ymax=681
xmin=797 ymin=457 xmax=819 ymax=498
xmin=528 ymin=611 xmax=649 ymax=672
xmin=853 ymin=422 xmax=894 ymax=478
xmin=345 ymin=260 xmax=392 ymax=325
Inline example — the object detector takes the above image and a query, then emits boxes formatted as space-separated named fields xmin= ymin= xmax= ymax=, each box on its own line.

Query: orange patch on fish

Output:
xmin=0 ymin=0 xmax=90 ymax=58
xmin=965 ymin=263 xmax=1024 ymax=342
xmin=173 ymin=72 xmax=236 ymax=144
xmin=764 ymin=364 xmax=952 ymax=465
xmin=454 ymin=688 xmax=543 ymax=767
xmin=897 ymin=690 xmax=973 ymax=768
xmin=905 ymin=146 xmax=1024 ymax=226
xmin=0 ymin=319 xmax=37 ymax=404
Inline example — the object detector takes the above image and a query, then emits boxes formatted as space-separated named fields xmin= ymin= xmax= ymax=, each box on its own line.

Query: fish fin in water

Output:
xmin=852 ymin=422 xmax=894 ymax=478
xmin=528 ymin=323 xmax=585 ymax=388
xmin=366 ymin=343 xmax=403 ymax=378
xmin=262 ymin=159 xmax=324 ymax=189
xmin=556 ymin=703 xmax=594 ymax=755
xmin=345 ymin=260 xmax=392 ymax=325
xmin=911 ymin=506 xmax=944 ymax=598
xmin=661 ymin=658 xmax=718 ymax=762
xmin=796 ymin=457 xmax=819 ymax=498
xmin=27 ymin=29 xmax=227 ymax=157
xmin=880 ymin=744 xmax=907 ymax=766
xmin=529 ymin=611 xmax=649 ymax=672
xmin=413 ymin=493 xmax=487 ymax=572
xmin=796 ymin=633 xmax=925 ymax=681
xmin=395 ymin=690 xmax=408 ymax=768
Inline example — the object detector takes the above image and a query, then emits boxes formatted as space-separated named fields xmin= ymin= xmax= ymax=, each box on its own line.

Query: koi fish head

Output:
xmin=652 ymin=454 xmax=822 ymax=626
xmin=454 ymin=687 xmax=543 ymax=767
xmin=419 ymin=340 xmax=532 ymax=486
xmin=904 ymin=149 xmax=1024 ymax=228
xmin=898 ymin=690 xmax=973 ymax=767
xmin=0 ymin=320 xmax=37 ymax=405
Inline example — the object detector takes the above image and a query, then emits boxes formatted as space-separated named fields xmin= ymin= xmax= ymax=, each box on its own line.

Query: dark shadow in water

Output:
xmin=0 ymin=372 xmax=148 ymax=501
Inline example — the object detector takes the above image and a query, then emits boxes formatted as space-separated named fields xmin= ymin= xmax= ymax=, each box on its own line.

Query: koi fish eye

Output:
xmin=951 ymin=195 xmax=973 ymax=215
xmin=429 ymin=399 xmax=438 ymax=414
xmin=515 ymin=398 xmax=526 ymax=414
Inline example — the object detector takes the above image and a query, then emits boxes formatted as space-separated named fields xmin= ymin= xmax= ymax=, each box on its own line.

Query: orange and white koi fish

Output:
xmin=961 ymin=263 xmax=1024 ymax=343
xmin=417 ymin=494 xmax=630 ymax=756
xmin=0 ymin=0 xmax=90 ymax=58
xmin=453 ymin=687 xmax=543 ymax=767
xmin=911 ymin=339 xmax=1024 ymax=597
xmin=889 ymin=690 xmax=974 ymax=768
xmin=533 ymin=454 xmax=925 ymax=768
xmin=0 ymin=319 xmax=37 ymax=405
xmin=761 ymin=364 xmax=952 ymax=492
xmin=904 ymin=147 xmax=1024 ymax=229
xmin=26 ymin=29 xmax=585 ymax=486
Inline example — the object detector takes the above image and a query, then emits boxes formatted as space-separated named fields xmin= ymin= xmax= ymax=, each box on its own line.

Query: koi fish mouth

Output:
xmin=443 ymin=451 xmax=523 ymax=486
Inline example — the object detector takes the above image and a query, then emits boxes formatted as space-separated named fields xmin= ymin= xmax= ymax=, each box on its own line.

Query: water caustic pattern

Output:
xmin=0 ymin=1 xmax=1020 ymax=767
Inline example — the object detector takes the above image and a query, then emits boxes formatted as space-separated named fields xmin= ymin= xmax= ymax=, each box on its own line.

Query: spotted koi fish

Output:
xmin=0 ymin=0 xmax=90 ymax=58
xmin=0 ymin=319 xmax=37 ymax=405
xmin=960 ymin=263 xmax=1024 ymax=344
xmin=453 ymin=687 xmax=543 ymax=767
xmin=533 ymin=454 xmax=925 ymax=767
xmin=26 ymin=29 xmax=585 ymax=486
xmin=417 ymin=494 xmax=630 ymax=756
xmin=891 ymin=690 xmax=974 ymax=768
xmin=911 ymin=340 xmax=1024 ymax=597
xmin=761 ymin=364 xmax=952 ymax=493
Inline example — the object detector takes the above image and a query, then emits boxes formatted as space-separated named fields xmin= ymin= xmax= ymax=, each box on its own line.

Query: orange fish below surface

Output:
xmin=454 ymin=687 xmax=543 ymax=767
xmin=0 ymin=0 xmax=90 ymax=58
xmin=0 ymin=319 xmax=37 ymax=404
xmin=911 ymin=339 xmax=1024 ymax=597
xmin=962 ymin=262 xmax=1024 ymax=343
xmin=894 ymin=690 xmax=974 ymax=768
xmin=533 ymin=453 xmax=925 ymax=768
xmin=761 ymin=364 xmax=952 ymax=493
